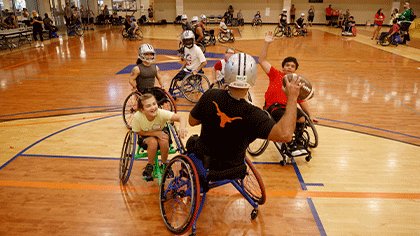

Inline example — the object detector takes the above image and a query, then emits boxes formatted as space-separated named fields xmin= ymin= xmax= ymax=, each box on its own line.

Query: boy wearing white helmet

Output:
xmin=188 ymin=53 xmax=302 ymax=172
xmin=191 ymin=16 xmax=204 ymax=43
xmin=279 ymin=9 xmax=288 ymax=28
xmin=295 ymin=13 xmax=307 ymax=35
xmin=181 ymin=14 xmax=192 ymax=31
xmin=129 ymin=44 xmax=165 ymax=93
xmin=170 ymin=30 xmax=207 ymax=91
xmin=199 ymin=14 xmax=206 ymax=31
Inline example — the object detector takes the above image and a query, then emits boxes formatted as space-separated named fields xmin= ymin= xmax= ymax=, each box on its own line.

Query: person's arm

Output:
xmin=212 ymin=61 xmax=222 ymax=84
xmin=258 ymin=31 xmax=274 ymax=74
xmin=196 ymin=27 xmax=204 ymax=42
xmin=267 ymin=76 xmax=302 ymax=142
xmin=189 ymin=113 xmax=201 ymax=126
xmin=155 ymin=66 xmax=165 ymax=88
xmin=299 ymin=101 xmax=318 ymax=123
xmin=193 ymin=61 xmax=206 ymax=75
xmin=129 ymin=66 xmax=140 ymax=91
xmin=136 ymin=130 xmax=169 ymax=141
xmin=170 ymin=114 xmax=188 ymax=139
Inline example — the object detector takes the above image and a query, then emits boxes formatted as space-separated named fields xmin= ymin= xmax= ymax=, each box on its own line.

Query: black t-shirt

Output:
xmin=280 ymin=13 xmax=287 ymax=24
xmin=30 ymin=16 xmax=43 ymax=30
xmin=296 ymin=18 xmax=304 ymax=27
xmin=190 ymin=89 xmax=276 ymax=170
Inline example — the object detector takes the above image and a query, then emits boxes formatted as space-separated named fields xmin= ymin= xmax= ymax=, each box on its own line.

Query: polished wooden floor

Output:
xmin=1 ymin=23 xmax=420 ymax=236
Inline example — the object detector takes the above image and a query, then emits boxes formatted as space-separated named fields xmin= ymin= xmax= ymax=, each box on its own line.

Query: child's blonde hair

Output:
xmin=138 ymin=93 xmax=156 ymax=110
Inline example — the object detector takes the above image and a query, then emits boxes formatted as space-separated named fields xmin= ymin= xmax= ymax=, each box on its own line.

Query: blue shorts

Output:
xmin=374 ymin=22 xmax=382 ymax=27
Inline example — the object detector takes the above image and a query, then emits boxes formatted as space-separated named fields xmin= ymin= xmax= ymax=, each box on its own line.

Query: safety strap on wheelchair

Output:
xmin=267 ymin=103 xmax=286 ymax=114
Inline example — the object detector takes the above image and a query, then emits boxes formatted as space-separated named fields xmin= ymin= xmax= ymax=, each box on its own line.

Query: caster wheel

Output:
xmin=280 ymin=160 xmax=286 ymax=166
xmin=305 ymin=155 xmax=312 ymax=162
xmin=251 ymin=209 xmax=258 ymax=219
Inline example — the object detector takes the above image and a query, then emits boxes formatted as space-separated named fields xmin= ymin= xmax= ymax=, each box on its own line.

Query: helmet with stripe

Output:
xmin=138 ymin=44 xmax=156 ymax=63
xmin=182 ymin=30 xmax=195 ymax=49
xmin=224 ymin=53 xmax=257 ymax=89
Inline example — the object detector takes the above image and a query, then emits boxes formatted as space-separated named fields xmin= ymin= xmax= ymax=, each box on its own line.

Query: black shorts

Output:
xmin=138 ymin=126 xmax=171 ymax=150
xmin=291 ymin=15 xmax=295 ymax=20
xmin=267 ymin=103 xmax=305 ymax=122
xmin=308 ymin=16 xmax=314 ymax=22
xmin=400 ymin=22 xmax=411 ymax=32
xmin=326 ymin=15 xmax=331 ymax=21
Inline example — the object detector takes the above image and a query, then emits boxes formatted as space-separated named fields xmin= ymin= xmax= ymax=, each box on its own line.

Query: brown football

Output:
xmin=282 ymin=73 xmax=314 ymax=100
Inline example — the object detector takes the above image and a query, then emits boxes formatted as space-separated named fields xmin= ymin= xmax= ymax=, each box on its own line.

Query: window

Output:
xmin=111 ymin=0 xmax=136 ymax=12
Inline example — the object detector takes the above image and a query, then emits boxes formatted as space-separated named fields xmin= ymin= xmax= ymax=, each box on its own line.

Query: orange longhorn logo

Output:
xmin=213 ymin=101 xmax=242 ymax=128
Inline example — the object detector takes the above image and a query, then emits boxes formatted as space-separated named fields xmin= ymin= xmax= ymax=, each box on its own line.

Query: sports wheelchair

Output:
xmin=122 ymin=27 xmax=143 ymax=40
xmin=292 ymin=25 xmax=308 ymax=36
xmin=217 ymin=29 xmax=235 ymax=43
xmin=377 ymin=32 xmax=401 ymax=46
xmin=122 ymin=87 xmax=177 ymax=130
xmin=253 ymin=18 xmax=263 ymax=26
xmin=159 ymin=134 xmax=266 ymax=235
xmin=274 ymin=24 xmax=292 ymax=37
xmin=178 ymin=41 xmax=207 ymax=60
xmin=68 ymin=23 xmax=83 ymax=36
xmin=202 ymin=30 xmax=216 ymax=46
xmin=341 ymin=25 xmax=357 ymax=36
xmin=169 ymin=71 xmax=211 ymax=103
xmin=247 ymin=108 xmax=318 ymax=166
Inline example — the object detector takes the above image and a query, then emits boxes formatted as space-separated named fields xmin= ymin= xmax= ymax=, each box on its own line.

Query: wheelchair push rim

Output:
xmin=159 ymin=154 xmax=201 ymax=235
xmin=240 ymin=156 xmax=267 ymax=205
xmin=181 ymin=73 xmax=211 ymax=103
xmin=122 ymin=92 xmax=141 ymax=129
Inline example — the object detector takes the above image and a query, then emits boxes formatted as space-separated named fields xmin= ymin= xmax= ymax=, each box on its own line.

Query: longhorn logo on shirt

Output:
xmin=213 ymin=101 xmax=242 ymax=128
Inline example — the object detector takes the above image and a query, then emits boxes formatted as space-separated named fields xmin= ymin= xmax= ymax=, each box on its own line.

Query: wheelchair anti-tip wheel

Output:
xmin=181 ymin=73 xmax=211 ymax=103
xmin=119 ymin=131 xmax=136 ymax=184
xmin=239 ymin=156 xmax=266 ymax=205
xmin=122 ymin=92 xmax=141 ymax=129
xmin=159 ymin=154 xmax=201 ymax=235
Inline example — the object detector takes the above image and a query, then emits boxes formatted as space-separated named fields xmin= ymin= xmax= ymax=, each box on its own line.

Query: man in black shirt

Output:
xmin=189 ymin=53 xmax=301 ymax=171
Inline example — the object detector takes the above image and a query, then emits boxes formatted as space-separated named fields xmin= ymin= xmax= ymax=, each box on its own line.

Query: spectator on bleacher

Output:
xmin=4 ymin=13 xmax=18 ymax=28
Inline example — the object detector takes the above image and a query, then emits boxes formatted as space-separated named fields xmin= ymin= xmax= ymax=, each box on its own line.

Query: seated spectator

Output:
xmin=237 ymin=10 xmax=244 ymax=25
xmin=43 ymin=13 xmax=58 ymax=38
xmin=4 ymin=13 xmax=18 ymax=29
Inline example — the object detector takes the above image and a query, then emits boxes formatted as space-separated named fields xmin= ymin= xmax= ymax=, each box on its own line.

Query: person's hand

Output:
xmin=192 ymin=70 xmax=198 ymax=75
xmin=178 ymin=128 xmax=188 ymax=139
xmin=310 ymin=116 xmax=318 ymax=124
xmin=156 ymin=131 xmax=169 ymax=141
xmin=264 ymin=31 xmax=275 ymax=43
xmin=131 ymin=87 xmax=137 ymax=92
xmin=284 ymin=74 xmax=302 ymax=101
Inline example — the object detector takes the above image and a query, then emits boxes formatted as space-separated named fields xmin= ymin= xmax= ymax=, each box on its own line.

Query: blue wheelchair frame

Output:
xmin=168 ymin=70 xmax=211 ymax=103
xmin=160 ymin=124 xmax=265 ymax=235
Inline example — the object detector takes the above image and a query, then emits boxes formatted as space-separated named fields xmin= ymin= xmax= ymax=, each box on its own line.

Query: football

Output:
xmin=282 ymin=73 xmax=314 ymax=101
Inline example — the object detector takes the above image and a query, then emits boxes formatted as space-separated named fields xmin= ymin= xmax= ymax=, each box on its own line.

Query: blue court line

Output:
xmin=307 ymin=198 xmax=327 ymax=236
xmin=0 ymin=105 xmax=121 ymax=118
xmin=0 ymin=114 xmax=120 ymax=171
xmin=294 ymin=39 xmax=420 ymax=117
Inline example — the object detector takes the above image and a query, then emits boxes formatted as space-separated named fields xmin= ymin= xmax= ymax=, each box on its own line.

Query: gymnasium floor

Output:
xmin=1 ymin=23 xmax=420 ymax=235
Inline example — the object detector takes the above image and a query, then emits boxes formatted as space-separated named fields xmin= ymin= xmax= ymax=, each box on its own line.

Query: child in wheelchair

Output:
xmin=219 ymin=18 xmax=234 ymax=40
xmin=132 ymin=93 xmax=188 ymax=180
xmin=126 ymin=17 xmax=139 ymax=39
xmin=68 ymin=13 xmax=81 ymax=35
xmin=378 ymin=19 xmax=402 ymax=45
xmin=341 ymin=16 xmax=356 ymax=36
xmin=294 ymin=13 xmax=308 ymax=36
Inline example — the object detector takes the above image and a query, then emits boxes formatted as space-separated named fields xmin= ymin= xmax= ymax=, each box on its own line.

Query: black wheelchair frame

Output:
xmin=247 ymin=108 xmax=318 ymax=166
xmin=122 ymin=27 xmax=143 ymax=40
xmin=274 ymin=24 xmax=293 ymax=37
xmin=377 ymin=32 xmax=400 ymax=46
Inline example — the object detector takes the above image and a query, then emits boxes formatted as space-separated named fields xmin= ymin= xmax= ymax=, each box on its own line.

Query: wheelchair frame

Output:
xmin=217 ymin=30 xmax=235 ymax=43
xmin=122 ymin=27 xmax=143 ymax=40
xmin=274 ymin=24 xmax=293 ymax=37
xmin=169 ymin=72 xmax=211 ymax=103
xmin=68 ymin=23 xmax=83 ymax=36
xmin=247 ymin=108 xmax=318 ymax=166
xmin=122 ymin=87 xmax=177 ymax=130
xmin=377 ymin=32 xmax=400 ymax=47
xmin=159 ymin=126 xmax=266 ymax=235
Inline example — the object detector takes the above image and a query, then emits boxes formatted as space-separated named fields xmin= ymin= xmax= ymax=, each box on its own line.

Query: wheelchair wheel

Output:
xmin=121 ymin=28 xmax=128 ymax=38
xmin=203 ymin=32 xmax=212 ymax=47
xmin=119 ymin=131 xmax=136 ymax=184
xmin=75 ymin=25 xmax=84 ymax=36
xmin=379 ymin=35 xmax=392 ymax=46
xmin=352 ymin=27 xmax=357 ymax=36
xmin=134 ymin=28 xmax=143 ymax=40
xmin=274 ymin=26 xmax=284 ymax=37
xmin=217 ymin=31 xmax=230 ymax=43
xmin=160 ymin=154 xmax=200 ymax=235
xmin=231 ymin=18 xmax=239 ymax=27
xmin=292 ymin=27 xmax=299 ymax=36
xmin=302 ymin=111 xmax=318 ymax=148
xmin=150 ymin=87 xmax=177 ymax=113
xmin=240 ymin=156 xmax=266 ymax=205
xmin=247 ymin=110 xmax=270 ymax=156
xmin=196 ymin=42 xmax=206 ymax=54
xmin=181 ymin=73 xmax=211 ymax=103
xmin=122 ymin=92 xmax=141 ymax=129
xmin=256 ymin=19 xmax=262 ymax=26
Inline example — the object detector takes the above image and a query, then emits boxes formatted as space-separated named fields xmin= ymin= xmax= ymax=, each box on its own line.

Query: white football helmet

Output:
xmin=138 ymin=44 xmax=156 ymax=63
xmin=224 ymin=53 xmax=258 ymax=89
xmin=191 ymin=16 xmax=199 ymax=26
xmin=282 ymin=9 xmax=287 ymax=12
xmin=181 ymin=14 xmax=188 ymax=20
xmin=182 ymin=30 xmax=195 ymax=48
xmin=200 ymin=14 xmax=206 ymax=21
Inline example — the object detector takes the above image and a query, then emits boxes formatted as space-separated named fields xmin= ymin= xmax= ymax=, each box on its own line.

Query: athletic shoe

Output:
xmin=142 ymin=163 xmax=154 ymax=180
xmin=40 ymin=43 xmax=44 ymax=47
xmin=35 ymin=43 xmax=40 ymax=48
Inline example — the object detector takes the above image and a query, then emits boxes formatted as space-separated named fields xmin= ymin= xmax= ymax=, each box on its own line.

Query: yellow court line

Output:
xmin=1 ymin=180 xmax=419 ymax=200
xmin=0 ymin=114 xmax=116 ymax=127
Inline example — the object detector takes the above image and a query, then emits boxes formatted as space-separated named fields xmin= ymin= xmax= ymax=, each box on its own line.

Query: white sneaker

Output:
xmin=35 ymin=43 xmax=40 ymax=48
xmin=40 ymin=43 xmax=44 ymax=47
xmin=291 ymin=149 xmax=302 ymax=156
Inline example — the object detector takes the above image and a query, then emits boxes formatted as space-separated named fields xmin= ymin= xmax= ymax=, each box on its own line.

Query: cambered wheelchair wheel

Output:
xmin=247 ymin=110 xmax=270 ymax=156
xmin=379 ymin=35 xmax=392 ymax=46
xmin=302 ymin=111 xmax=318 ymax=148
xmin=122 ymin=92 xmax=141 ymax=129
xmin=119 ymin=131 xmax=136 ymax=184
xmin=240 ymin=156 xmax=266 ymax=205
xmin=121 ymin=28 xmax=128 ymax=38
xmin=134 ymin=28 xmax=143 ymax=40
xmin=160 ymin=154 xmax=201 ymax=235
xmin=292 ymin=26 xmax=299 ymax=36
xmin=274 ymin=26 xmax=284 ymax=37
xmin=181 ymin=73 xmax=211 ymax=103
xmin=217 ymin=31 xmax=230 ymax=43
xmin=75 ymin=25 xmax=84 ymax=36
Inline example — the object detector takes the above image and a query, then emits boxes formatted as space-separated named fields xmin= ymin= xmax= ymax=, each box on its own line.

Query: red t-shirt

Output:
xmin=326 ymin=7 xmax=332 ymax=16
xmin=374 ymin=13 xmax=385 ymax=26
xmin=265 ymin=66 xmax=303 ymax=108
xmin=389 ymin=24 xmax=399 ymax=34
xmin=213 ymin=58 xmax=227 ymax=70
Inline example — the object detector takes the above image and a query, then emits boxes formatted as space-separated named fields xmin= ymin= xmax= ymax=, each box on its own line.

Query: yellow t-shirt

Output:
xmin=132 ymin=109 xmax=174 ymax=133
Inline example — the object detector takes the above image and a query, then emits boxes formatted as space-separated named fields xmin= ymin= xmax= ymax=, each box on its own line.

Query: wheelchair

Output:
xmin=68 ymin=23 xmax=83 ymax=36
xmin=377 ymin=32 xmax=401 ymax=46
xmin=122 ymin=27 xmax=143 ymax=40
xmin=252 ymin=18 xmax=262 ymax=26
xmin=202 ymin=30 xmax=216 ymax=46
xmin=169 ymin=71 xmax=211 ymax=103
xmin=122 ymin=87 xmax=177 ymax=130
xmin=274 ymin=24 xmax=292 ymax=37
xmin=247 ymin=108 xmax=318 ymax=166
xmin=341 ymin=26 xmax=357 ymax=36
xmin=159 ymin=135 xmax=266 ymax=235
xmin=217 ymin=30 xmax=235 ymax=43
xmin=292 ymin=25 xmax=308 ymax=36
xmin=119 ymin=123 xmax=183 ymax=185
